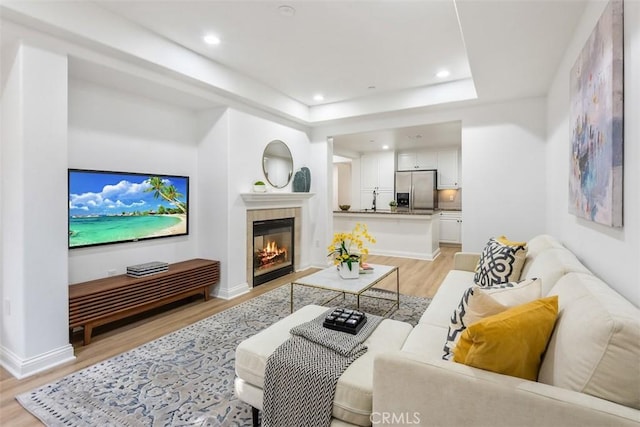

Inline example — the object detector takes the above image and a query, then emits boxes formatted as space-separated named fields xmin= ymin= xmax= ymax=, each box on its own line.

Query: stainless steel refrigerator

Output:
xmin=395 ymin=170 xmax=438 ymax=210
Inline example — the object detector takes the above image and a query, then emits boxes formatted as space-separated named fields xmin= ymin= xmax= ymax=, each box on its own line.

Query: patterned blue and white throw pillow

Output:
xmin=474 ymin=237 xmax=528 ymax=287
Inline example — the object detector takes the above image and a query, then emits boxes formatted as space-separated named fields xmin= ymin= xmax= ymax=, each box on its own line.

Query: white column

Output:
xmin=1 ymin=43 xmax=74 ymax=378
xmin=195 ymin=108 xmax=236 ymax=298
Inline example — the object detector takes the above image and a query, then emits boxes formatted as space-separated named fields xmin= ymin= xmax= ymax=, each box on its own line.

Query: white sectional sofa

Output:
xmin=373 ymin=234 xmax=640 ymax=426
xmin=235 ymin=235 xmax=640 ymax=426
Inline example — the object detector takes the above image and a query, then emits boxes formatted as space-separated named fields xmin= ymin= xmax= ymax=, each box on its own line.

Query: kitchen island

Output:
xmin=333 ymin=209 xmax=440 ymax=260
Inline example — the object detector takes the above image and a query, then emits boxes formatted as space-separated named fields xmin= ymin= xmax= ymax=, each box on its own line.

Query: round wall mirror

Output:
xmin=262 ymin=140 xmax=293 ymax=188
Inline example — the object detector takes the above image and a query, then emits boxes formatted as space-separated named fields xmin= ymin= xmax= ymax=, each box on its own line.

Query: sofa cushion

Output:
xmin=419 ymin=270 xmax=474 ymax=327
xmin=401 ymin=322 xmax=449 ymax=360
xmin=525 ymin=234 xmax=565 ymax=258
xmin=520 ymin=247 xmax=591 ymax=295
xmin=538 ymin=273 xmax=640 ymax=409
xmin=474 ymin=236 xmax=527 ymax=287
xmin=442 ymin=279 xmax=542 ymax=361
xmin=454 ymin=296 xmax=558 ymax=381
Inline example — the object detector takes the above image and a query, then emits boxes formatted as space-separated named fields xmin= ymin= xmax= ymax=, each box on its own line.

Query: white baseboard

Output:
xmin=370 ymin=248 xmax=441 ymax=261
xmin=307 ymin=263 xmax=332 ymax=270
xmin=296 ymin=263 xmax=326 ymax=271
xmin=1 ymin=343 xmax=75 ymax=379
xmin=212 ymin=282 xmax=250 ymax=300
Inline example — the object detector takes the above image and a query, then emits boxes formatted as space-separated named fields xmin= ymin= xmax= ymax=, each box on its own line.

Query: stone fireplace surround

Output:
xmin=246 ymin=208 xmax=301 ymax=288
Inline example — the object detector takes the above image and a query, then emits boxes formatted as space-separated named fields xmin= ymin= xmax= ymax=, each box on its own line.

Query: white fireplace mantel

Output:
xmin=240 ymin=192 xmax=315 ymax=203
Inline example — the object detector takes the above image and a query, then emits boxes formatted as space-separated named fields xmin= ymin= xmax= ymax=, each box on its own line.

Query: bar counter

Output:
xmin=333 ymin=208 xmax=435 ymax=215
xmin=333 ymin=209 xmax=440 ymax=260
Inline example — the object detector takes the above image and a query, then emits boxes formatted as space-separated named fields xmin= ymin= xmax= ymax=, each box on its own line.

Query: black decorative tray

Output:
xmin=322 ymin=308 xmax=367 ymax=334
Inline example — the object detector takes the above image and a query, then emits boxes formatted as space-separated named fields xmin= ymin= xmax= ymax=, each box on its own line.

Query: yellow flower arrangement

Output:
xmin=327 ymin=223 xmax=376 ymax=271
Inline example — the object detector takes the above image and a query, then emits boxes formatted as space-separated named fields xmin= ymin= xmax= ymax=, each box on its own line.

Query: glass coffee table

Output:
xmin=290 ymin=264 xmax=399 ymax=314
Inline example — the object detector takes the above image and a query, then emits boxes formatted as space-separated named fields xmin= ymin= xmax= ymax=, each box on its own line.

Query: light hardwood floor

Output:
xmin=0 ymin=245 xmax=459 ymax=426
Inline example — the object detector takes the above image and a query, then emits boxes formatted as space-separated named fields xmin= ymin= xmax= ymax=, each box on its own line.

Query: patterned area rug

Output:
xmin=17 ymin=284 xmax=430 ymax=426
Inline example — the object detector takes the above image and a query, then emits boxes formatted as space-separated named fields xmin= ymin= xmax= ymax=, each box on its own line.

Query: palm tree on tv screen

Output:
xmin=145 ymin=176 xmax=187 ymax=214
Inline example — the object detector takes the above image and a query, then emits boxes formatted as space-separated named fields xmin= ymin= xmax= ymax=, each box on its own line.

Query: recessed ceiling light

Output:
xmin=382 ymin=145 xmax=389 ymax=150
xmin=278 ymin=5 xmax=296 ymax=17
xmin=313 ymin=94 xmax=324 ymax=101
xmin=436 ymin=70 xmax=450 ymax=78
xmin=368 ymin=85 xmax=376 ymax=90
xmin=203 ymin=34 xmax=221 ymax=45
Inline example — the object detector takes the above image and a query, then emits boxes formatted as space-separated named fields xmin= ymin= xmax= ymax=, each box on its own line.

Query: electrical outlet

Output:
xmin=107 ymin=269 xmax=117 ymax=277
xmin=315 ymin=240 xmax=320 ymax=248
xmin=449 ymin=194 xmax=454 ymax=201
xmin=4 ymin=299 xmax=10 ymax=315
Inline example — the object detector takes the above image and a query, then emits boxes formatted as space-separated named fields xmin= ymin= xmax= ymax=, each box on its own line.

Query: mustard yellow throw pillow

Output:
xmin=442 ymin=278 xmax=542 ymax=361
xmin=496 ymin=235 xmax=527 ymax=247
xmin=453 ymin=296 xmax=558 ymax=381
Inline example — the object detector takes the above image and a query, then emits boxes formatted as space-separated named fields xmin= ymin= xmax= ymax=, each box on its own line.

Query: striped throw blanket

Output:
xmin=263 ymin=308 xmax=383 ymax=427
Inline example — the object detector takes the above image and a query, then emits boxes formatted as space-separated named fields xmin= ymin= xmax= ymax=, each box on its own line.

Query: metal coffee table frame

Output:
xmin=290 ymin=264 xmax=399 ymax=314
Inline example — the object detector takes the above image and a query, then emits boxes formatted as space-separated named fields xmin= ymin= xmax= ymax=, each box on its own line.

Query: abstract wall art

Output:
xmin=569 ymin=0 xmax=624 ymax=227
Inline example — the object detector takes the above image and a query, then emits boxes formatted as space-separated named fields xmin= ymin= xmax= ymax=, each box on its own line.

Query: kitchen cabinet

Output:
xmin=361 ymin=151 xmax=394 ymax=191
xmin=397 ymin=150 xmax=437 ymax=171
xmin=396 ymin=153 xmax=414 ymax=171
xmin=439 ymin=211 xmax=462 ymax=244
xmin=378 ymin=155 xmax=395 ymax=190
xmin=361 ymin=154 xmax=379 ymax=189
xmin=437 ymin=148 xmax=460 ymax=189
xmin=359 ymin=151 xmax=395 ymax=210
xmin=397 ymin=147 xmax=461 ymax=189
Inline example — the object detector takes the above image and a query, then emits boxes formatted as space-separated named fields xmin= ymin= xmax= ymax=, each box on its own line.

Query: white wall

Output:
xmin=546 ymin=0 xmax=639 ymax=306
xmin=1 ymin=42 xmax=22 ymax=364
xmin=332 ymin=162 xmax=352 ymax=208
xmin=351 ymin=157 xmax=363 ymax=210
xmin=1 ymin=43 xmax=75 ymax=378
xmin=195 ymin=107 xmax=230 ymax=296
xmin=308 ymin=139 xmax=332 ymax=267
xmin=313 ymin=97 xmax=548 ymax=260
xmin=2 ymin=62 xmax=317 ymax=376
xmin=68 ymin=79 xmax=201 ymax=283
xmin=219 ymin=109 xmax=313 ymax=298
xmin=69 ymin=82 xmax=318 ymax=298
xmin=461 ymin=99 xmax=547 ymax=249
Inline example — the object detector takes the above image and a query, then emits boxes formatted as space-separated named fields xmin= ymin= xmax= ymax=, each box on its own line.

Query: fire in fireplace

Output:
xmin=253 ymin=217 xmax=294 ymax=286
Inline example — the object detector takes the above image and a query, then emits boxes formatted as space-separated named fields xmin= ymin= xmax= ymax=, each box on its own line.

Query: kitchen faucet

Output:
xmin=372 ymin=187 xmax=377 ymax=211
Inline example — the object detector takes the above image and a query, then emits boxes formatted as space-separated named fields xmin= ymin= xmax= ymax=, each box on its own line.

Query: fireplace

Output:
xmin=253 ymin=217 xmax=294 ymax=286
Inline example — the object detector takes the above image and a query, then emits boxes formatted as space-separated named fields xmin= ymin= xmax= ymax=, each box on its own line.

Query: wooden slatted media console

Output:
xmin=69 ymin=258 xmax=220 ymax=345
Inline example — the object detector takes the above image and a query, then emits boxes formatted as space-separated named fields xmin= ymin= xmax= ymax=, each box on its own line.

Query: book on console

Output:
xmin=127 ymin=269 xmax=168 ymax=278
xmin=127 ymin=261 xmax=169 ymax=272
xmin=126 ymin=261 xmax=169 ymax=277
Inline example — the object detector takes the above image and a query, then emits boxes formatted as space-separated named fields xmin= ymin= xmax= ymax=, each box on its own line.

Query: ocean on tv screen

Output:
xmin=69 ymin=214 xmax=185 ymax=247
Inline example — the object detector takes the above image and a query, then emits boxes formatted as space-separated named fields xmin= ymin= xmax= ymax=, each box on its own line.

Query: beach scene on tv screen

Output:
xmin=69 ymin=171 xmax=188 ymax=248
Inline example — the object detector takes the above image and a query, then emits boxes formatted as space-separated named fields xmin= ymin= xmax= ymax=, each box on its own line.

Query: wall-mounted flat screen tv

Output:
xmin=68 ymin=169 xmax=189 ymax=249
